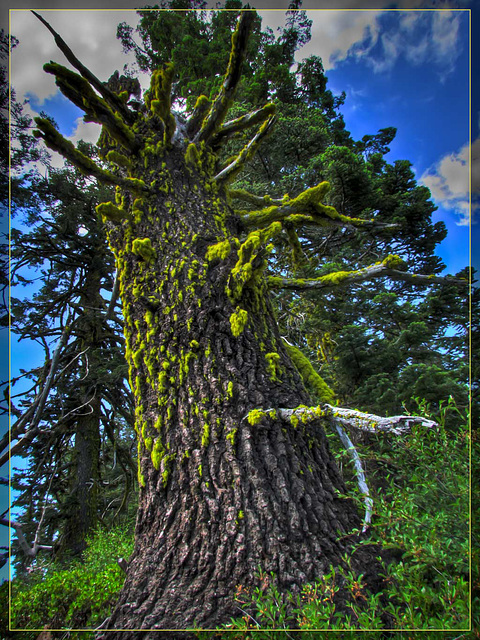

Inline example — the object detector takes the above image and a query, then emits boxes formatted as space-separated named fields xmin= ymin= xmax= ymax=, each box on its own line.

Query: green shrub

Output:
xmin=10 ymin=524 xmax=134 ymax=631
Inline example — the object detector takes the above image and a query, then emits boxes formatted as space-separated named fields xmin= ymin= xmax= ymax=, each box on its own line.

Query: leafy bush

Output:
xmin=10 ymin=524 xmax=134 ymax=631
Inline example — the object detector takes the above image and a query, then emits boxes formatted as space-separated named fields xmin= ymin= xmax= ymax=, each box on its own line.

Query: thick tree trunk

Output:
xmin=100 ymin=148 xmax=365 ymax=634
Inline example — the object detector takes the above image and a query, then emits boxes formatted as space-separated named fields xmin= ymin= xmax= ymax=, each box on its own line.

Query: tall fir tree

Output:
xmin=28 ymin=8 xmax=469 ymax=632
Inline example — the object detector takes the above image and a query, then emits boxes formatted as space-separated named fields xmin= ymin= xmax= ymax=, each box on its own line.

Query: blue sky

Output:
xmin=322 ymin=10 xmax=471 ymax=276
xmin=5 ymin=7 xmax=474 ymax=581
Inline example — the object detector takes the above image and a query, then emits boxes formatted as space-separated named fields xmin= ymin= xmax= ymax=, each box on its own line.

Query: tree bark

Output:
xmin=60 ymin=271 xmax=103 ymax=556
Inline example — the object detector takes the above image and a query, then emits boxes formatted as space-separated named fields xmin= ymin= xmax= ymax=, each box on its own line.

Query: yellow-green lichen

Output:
xmin=246 ymin=408 xmax=277 ymax=426
xmin=132 ymin=238 xmax=156 ymax=262
xmin=230 ymin=307 xmax=248 ymax=337
xmin=96 ymin=201 xmax=128 ymax=224
xmin=265 ymin=352 xmax=281 ymax=381
xmin=226 ymin=428 xmax=237 ymax=446
xmin=382 ymin=254 xmax=407 ymax=270
xmin=283 ymin=341 xmax=335 ymax=403
xmin=201 ymin=422 xmax=210 ymax=447
xmin=106 ymin=150 xmax=131 ymax=169
xmin=206 ymin=239 xmax=231 ymax=262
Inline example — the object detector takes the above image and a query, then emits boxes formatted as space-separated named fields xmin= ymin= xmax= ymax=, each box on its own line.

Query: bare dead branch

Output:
xmin=31 ymin=11 xmax=134 ymax=124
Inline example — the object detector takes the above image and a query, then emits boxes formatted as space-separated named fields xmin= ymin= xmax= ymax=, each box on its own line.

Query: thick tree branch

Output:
xmin=31 ymin=11 xmax=135 ymax=124
xmin=211 ymin=102 xmax=276 ymax=147
xmin=323 ymin=404 xmax=437 ymax=435
xmin=236 ymin=181 xmax=399 ymax=233
xmin=147 ymin=63 xmax=176 ymax=145
xmin=268 ymin=256 xmax=469 ymax=291
xmin=194 ymin=11 xmax=255 ymax=144
xmin=33 ymin=118 xmax=149 ymax=194
xmin=228 ymin=188 xmax=284 ymax=208
xmin=214 ymin=114 xmax=276 ymax=184
xmin=43 ymin=62 xmax=138 ymax=151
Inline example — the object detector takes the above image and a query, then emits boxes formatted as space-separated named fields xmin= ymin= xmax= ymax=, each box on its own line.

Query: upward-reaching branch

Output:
xmin=210 ymin=102 xmax=276 ymax=148
xmin=193 ymin=11 xmax=255 ymax=144
xmin=214 ymin=113 xmax=277 ymax=184
xmin=33 ymin=118 xmax=149 ymax=195
xmin=31 ymin=10 xmax=135 ymax=124
xmin=43 ymin=62 xmax=138 ymax=152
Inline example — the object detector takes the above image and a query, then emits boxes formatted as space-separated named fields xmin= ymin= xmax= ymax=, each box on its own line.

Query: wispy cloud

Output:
xmin=420 ymin=141 xmax=475 ymax=226
xmin=335 ymin=11 xmax=463 ymax=81
xmin=10 ymin=10 xmax=148 ymax=105
xmin=297 ymin=11 xmax=381 ymax=71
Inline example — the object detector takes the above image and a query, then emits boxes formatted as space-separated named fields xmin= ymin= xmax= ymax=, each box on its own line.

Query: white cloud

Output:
xmin=70 ymin=117 xmax=102 ymax=146
xmin=10 ymin=10 xmax=147 ymax=165
xmin=296 ymin=11 xmax=381 ymax=71
xmin=420 ymin=142 xmax=475 ymax=227
xmin=10 ymin=10 xmax=145 ymax=105
xmin=330 ymin=10 xmax=463 ymax=81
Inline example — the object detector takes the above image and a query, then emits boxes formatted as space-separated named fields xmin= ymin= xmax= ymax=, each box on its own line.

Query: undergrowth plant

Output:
xmin=10 ymin=524 xmax=134 ymax=633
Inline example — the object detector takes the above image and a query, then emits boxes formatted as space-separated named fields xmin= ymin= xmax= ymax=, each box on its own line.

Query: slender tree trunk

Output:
xmin=61 ymin=274 xmax=103 ymax=556
xmin=101 ymin=148 xmax=363 ymax=633
xmin=62 ymin=394 xmax=101 ymax=557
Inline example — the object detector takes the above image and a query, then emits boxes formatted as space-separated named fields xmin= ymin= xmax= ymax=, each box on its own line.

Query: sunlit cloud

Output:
xmin=420 ymin=142 xmax=474 ymax=226
xmin=336 ymin=11 xmax=463 ymax=81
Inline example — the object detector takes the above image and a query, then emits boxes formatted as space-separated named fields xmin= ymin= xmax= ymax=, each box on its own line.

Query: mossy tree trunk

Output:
xmin=32 ymin=9 xmax=460 ymax=634
xmin=98 ymin=146 xmax=363 ymax=631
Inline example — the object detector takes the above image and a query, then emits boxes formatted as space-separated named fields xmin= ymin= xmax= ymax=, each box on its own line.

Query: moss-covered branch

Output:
xmin=33 ymin=118 xmax=149 ymax=194
xmin=268 ymin=255 xmax=469 ymax=291
xmin=322 ymin=404 xmax=437 ymax=435
xmin=228 ymin=188 xmax=284 ymax=208
xmin=226 ymin=221 xmax=282 ymax=302
xmin=194 ymin=11 xmax=255 ymax=144
xmin=237 ymin=181 xmax=398 ymax=232
xmin=214 ymin=113 xmax=276 ymax=184
xmin=32 ymin=10 xmax=134 ymax=124
xmin=43 ymin=63 xmax=138 ymax=151
xmin=211 ymin=102 xmax=276 ymax=147
xmin=282 ymin=340 xmax=335 ymax=403
xmin=186 ymin=95 xmax=211 ymax=137
xmin=145 ymin=63 xmax=176 ymax=145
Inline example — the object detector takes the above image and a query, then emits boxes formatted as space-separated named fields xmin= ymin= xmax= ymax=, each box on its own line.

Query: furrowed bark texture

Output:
xmin=61 ymin=271 xmax=103 ymax=556
xmin=100 ymin=147 xmax=363 ymax=634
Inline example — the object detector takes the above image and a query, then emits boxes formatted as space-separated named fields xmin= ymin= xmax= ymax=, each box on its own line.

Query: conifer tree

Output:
xmin=29 ymin=9 xmax=468 ymax=632
xmin=8 ymin=148 xmax=137 ymax=563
